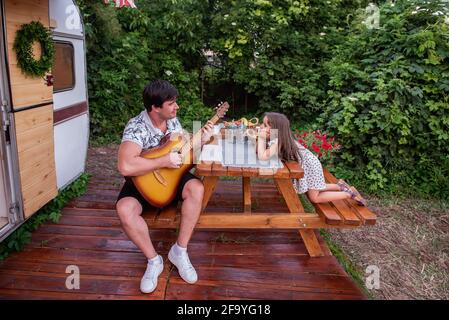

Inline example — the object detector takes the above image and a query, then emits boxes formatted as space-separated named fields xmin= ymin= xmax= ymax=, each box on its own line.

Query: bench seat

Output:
xmin=311 ymin=169 xmax=377 ymax=227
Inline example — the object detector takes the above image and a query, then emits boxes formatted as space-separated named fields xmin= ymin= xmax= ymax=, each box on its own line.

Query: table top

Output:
xmin=196 ymin=135 xmax=304 ymax=179
xmin=195 ymin=160 xmax=304 ymax=179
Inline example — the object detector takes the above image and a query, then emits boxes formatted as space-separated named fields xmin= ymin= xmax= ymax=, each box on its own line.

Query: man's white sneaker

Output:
xmin=140 ymin=255 xmax=163 ymax=294
xmin=168 ymin=245 xmax=198 ymax=284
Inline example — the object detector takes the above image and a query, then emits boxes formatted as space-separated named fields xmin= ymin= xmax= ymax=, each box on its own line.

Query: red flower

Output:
xmin=296 ymin=130 xmax=341 ymax=159
xmin=311 ymin=142 xmax=320 ymax=153
xmin=322 ymin=142 xmax=332 ymax=151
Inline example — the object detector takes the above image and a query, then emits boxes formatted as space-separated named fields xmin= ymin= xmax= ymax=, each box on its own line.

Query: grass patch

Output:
xmin=319 ymin=229 xmax=374 ymax=299
xmin=298 ymin=193 xmax=315 ymax=213
xmin=219 ymin=176 xmax=239 ymax=181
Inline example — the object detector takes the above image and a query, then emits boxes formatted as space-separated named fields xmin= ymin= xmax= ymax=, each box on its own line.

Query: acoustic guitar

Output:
xmin=132 ymin=102 xmax=229 ymax=208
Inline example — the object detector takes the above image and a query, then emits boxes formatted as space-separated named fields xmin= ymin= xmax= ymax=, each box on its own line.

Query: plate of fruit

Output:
xmin=224 ymin=117 xmax=259 ymax=129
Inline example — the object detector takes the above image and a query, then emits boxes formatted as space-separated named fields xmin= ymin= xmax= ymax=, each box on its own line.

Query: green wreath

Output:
xmin=13 ymin=21 xmax=55 ymax=77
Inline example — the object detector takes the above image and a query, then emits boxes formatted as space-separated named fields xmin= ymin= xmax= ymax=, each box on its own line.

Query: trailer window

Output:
xmin=53 ymin=42 xmax=75 ymax=92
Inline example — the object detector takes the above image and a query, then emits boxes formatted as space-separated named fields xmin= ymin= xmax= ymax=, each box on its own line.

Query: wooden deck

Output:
xmin=0 ymin=174 xmax=366 ymax=300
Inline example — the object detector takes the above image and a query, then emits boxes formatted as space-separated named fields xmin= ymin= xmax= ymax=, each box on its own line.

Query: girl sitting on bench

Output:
xmin=256 ymin=112 xmax=366 ymax=206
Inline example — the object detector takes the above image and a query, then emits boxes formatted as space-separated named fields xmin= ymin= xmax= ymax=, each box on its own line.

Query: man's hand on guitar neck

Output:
xmin=200 ymin=121 xmax=215 ymax=146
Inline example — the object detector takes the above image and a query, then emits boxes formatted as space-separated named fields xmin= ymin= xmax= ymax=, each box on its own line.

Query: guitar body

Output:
xmin=131 ymin=102 xmax=229 ymax=208
xmin=132 ymin=134 xmax=194 ymax=208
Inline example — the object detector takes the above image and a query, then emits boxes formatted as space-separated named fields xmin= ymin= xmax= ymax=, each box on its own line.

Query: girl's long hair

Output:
xmin=263 ymin=112 xmax=301 ymax=163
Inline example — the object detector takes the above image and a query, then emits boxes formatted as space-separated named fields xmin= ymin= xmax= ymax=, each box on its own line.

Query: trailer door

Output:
xmin=1 ymin=0 xmax=23 ymax=241
xmin=4 ymin=0 xmax=57 ymax=219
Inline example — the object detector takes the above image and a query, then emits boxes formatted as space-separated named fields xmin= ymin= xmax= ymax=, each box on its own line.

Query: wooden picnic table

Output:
xmin=194 ymin=160 xmax=328 ymax=257
xmin=148 ymin=133 xmax=376 ymax=258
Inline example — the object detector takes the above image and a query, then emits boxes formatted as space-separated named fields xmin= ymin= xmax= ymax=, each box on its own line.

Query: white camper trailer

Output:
xmin=0 ymin=0 xmax=89 ymax=242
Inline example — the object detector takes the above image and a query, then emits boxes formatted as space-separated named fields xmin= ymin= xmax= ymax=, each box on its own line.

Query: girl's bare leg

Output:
xmin=307 ymin=189 xmax=351 ymax=204
xmin=324 ymin=183 xmax=341 ymax=191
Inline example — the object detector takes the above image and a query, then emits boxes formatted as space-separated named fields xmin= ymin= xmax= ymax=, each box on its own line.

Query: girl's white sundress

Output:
xmin=269 ymin=139 xmax=327 ymax=194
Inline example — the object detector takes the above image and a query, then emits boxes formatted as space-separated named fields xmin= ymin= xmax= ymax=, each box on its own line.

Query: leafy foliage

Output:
xmin=78 ymin=0 xmax=449 ymax=198
xmin=320 ymin=0 xmax=449 ymax=198
xmin=77 ymin=1 xmax=213 ymax=144
xmin=207 ymin=0 xmax=370 ymax=119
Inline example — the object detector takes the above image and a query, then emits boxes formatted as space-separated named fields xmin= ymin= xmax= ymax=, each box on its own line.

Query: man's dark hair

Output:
xmin=143 ymin=80 xmax=178 ymax=111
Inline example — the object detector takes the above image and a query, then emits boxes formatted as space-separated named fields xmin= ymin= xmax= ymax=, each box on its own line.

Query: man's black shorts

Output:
xmin=116 ymin=171 xmax=200 ymax=211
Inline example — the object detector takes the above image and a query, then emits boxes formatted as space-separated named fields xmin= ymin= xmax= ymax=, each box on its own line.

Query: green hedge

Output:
xmin=320 ymin=0 xmax=449 ymax=198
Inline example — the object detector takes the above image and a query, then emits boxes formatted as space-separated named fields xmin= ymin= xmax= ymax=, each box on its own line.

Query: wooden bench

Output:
xmin=310 ymin=168 xmax=377 ymax=227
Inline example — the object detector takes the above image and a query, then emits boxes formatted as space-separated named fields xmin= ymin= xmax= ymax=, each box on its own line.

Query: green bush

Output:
xmin=77 ymin=1 xmax=213 ymax=144
xmin=320 ymin=0 xmax=449 ymax=198
xmin=208 ymin=0 xmax=369 ymax=120
xmin=77 ymin=0 xmax=449 ymax=198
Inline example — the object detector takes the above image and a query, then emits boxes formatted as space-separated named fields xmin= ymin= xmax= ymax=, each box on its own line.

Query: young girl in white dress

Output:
xmin=256 ymin=112 xmax=366 ymax=205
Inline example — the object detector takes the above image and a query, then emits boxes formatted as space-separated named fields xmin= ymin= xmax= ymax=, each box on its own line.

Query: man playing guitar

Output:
xmin=116 ymin=80 xmax=214 ymax=293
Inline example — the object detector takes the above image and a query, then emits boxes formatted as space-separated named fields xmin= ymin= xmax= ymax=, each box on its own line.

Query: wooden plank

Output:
xmin=330 ymin=200 xmax=362 ymax=226
xmin=21 ymin=166 xmax=56 ymax=199
xmin=14 ymin=105 xmax=53 ymax=133
xmin=241 ymin=167 xmax=259 ymax=177
xmin=17 ymin=142 xmax=53 ymax=177
xmin=227 ymin=166 xmax=242 ymax=177
xmin=13 ymin=105 xmax=57 ymax=218
xmin=165 ymin=281 xmax=362 ymax=300
xmin=257 ymin=167 xmax=275 ymax=176
xmin=274 ymin=178 xmax=304 ymax=213
xmin=211 ymin=161 xmax=227 ymax=176
xmin=284 ymin=161 xmax=304 ymax=179
xmin=201 ymin=176 xmax=219 ymax=212
xmin=0 ymin=270 xmax=166 ymax=298
xmin=4 ymin=0 xmax=49 ymax=26
xmin=0 ymin=288 xmax=152 ymax=300
xmin=323 ymin=168 xmax=376 ymax=225
xmin=322 ymin=168 xmax=339 ymax=184
xmin=298 ymin=230 xmax=324 ymax=257
xmin=195 ymin=213 xmax=324 ymax=229
xmin=243 ymin=177 xmax=251 ymax=213
xmin=5 ymin=0 xmax=52 ymax=110
xmin=273 ymin=165 xmax=290 ymax=179
xmin=15 ymin=122 xmax=53 ymax=153
xmin=156 ymin=205 xmax=179 ymax=223
xmin=195 ymin=161 xmax=212 ymax=176
xmin=9 ymin=83 xmax=52 ymax=109
xmin=273 ymin=178 xmax=325 ymax=257
xmin=313 ymin=202 xmax=343 ymax=225
xmin=15 ymin=110 xmax=53 ymax=154
xmin=23 ymin=186 xmax=57 ymax=218
xmin=7 ymin=244 xmax=338 ymax=272
xmin=351 ymin=204 xmax=377 ymax=226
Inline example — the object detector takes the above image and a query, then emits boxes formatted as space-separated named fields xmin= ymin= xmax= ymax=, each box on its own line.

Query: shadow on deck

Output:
xmin=0 ymin=174 xmax=366 ymax=300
